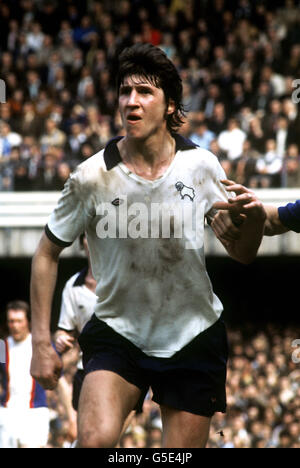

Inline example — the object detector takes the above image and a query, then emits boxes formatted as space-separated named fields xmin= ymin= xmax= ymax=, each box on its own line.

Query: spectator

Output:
xmin=36 ymin=35 xmax=54 ymax=67
xmin=65 ymin=123 xmax=87 ymax=161
xmin=73 ymin=16 xmax=97 ymax=51
xmin=56 ymin=163 xmax=71 ymax=191
xmin=77 ymin=66 xmax=94 ymax=101
xmin=13 ymin=162 xmax=32 ymax=191
xmin=40 ymin=118 xmax=66 ymax=152
xmin=0 ymin=104 xmax=17 ymax=131
xmin=231 ymin=81 xmax=249 ymax=114
xmin=247 ymin=117 xmax=266 ymax=154
xmin=26 ymin=22 xmax=45 ymax=52
xmin=58 ymin=35 xmax=77 ymax=68
xmin=32 ymin=151 xmax=61 ymax=191
xmin=208 ymin=102 xmax=227 ymax=135
xmin=18 ymin=101 xmax=43 ymax=138
xmin=190 ymin=118 xmax=216 ymax=151
xmin=218 ymin=118 xmax=247 ymax=163
xmin=235 ymin=139 xmax=261 ymax=185
xmin=159 ymin=33 xmax=177 ymax=60
xmin=251 ymin=81 xmax=273 ymax=113
xmin=0 ymin=122 xmax=22 ymax=157
xmin=202 ymin=83 xmax=222 ymax=119
xmin=0 ymin=301 xmax=50 ymax=448
xmin=34 ymin=90 xmax=53 ymax=118
xmin=282 ymin=144 xmax=300 ymax=187
xmin=275 ymin=116 xmax=296 ymax=159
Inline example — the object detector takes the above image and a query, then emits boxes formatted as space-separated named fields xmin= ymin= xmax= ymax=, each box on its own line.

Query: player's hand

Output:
xmin=31 ymin=342 xmax=62 ymax=390
xmin=212 ymin=180 xmax=266 ymax=242
xmin=211 ymin=210 xmax=244 ymax=242
xmin=55 ymin=334 xmax=75 ymax=354
xmin=68 ymin=416 xmax=78 ymax=442
xmin=214 ymin=180 xmax=266 ymax=221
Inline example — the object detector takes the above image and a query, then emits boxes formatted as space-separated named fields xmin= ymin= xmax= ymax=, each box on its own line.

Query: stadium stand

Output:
xmin=0 ymin=0 xmax=300 ymax=192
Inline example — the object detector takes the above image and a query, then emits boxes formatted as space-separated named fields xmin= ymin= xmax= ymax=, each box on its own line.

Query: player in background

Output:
xmin=55 ymin=233 xmax=145 ymax=443
xmin=0 ymin=301 xmax=50 ymax=448
xmin=211 ymin=179 xmax=300 ymax=242
xmin=30 ymin=43 xmax=266 ymax=448
xmin=55 ymin=233 xmax=97 ymax=441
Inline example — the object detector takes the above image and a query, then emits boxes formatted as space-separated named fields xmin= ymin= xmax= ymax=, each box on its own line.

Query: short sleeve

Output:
xmin=278 ymin=200 xmax=300 ymax=233
xmin=46 ymin=173 xmax=87 ymax=247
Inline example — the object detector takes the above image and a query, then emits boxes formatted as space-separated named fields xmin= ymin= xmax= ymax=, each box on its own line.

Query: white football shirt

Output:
xmin=58 ymin=269 xmax=97 ymax=369
xmin=47 ymin=134 xmax=228 ymax=357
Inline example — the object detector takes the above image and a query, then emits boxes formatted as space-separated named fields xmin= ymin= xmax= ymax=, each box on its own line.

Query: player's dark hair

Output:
xmin=6 ymin=300 xmax=31 ymax=323
xmin=117 ymin=43 xmax=185 ymax=133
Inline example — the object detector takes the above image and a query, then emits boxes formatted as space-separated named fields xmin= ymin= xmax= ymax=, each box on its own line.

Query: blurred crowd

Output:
xmin=1 ymin=0 xmax=300 ymax=190
xmin=44 ymin=323 xmax=300 ymax=449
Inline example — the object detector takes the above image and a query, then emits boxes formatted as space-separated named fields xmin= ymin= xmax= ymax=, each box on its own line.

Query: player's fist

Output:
xmin=31 ymin=342 xmax=62 ymax=390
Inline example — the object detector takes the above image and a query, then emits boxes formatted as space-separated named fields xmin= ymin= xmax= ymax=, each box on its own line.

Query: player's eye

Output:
xmin=138 ymin=87 xmax=152 ymax=94
xmin=119 ymin=87 xmax=131 ymax=95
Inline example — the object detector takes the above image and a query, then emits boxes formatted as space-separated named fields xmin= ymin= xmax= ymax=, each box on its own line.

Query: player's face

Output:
xmin=119 ymin=75 xmax=175 ymax=139
xmin=7 ymin=310 xmax=30 ymax=342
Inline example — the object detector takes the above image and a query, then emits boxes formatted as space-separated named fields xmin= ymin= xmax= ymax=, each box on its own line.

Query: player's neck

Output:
xmin=119 ymin=130 xmax=176 ymax=179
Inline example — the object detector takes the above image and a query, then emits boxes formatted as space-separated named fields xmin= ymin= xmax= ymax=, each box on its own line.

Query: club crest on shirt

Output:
xmin=175 ymin=182 xmax=195 ymax=202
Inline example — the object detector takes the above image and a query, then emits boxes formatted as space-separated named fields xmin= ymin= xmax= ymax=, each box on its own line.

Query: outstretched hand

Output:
xmin=211 ymin=180 xmax=266 ymax=242
xmin=213 ymin=179 xmax=257 ymax=212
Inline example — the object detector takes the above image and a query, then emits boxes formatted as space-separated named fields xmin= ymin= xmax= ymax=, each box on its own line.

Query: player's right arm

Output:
xmin=30 ymin=233 xmax=65 ymax=390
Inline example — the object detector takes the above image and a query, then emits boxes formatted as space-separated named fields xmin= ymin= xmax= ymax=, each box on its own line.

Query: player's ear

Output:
xmin=166 ymin=98 xmax=176 ymax=116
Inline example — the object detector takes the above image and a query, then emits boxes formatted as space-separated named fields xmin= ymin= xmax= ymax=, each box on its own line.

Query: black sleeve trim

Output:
xmin=45 ymin=224 xmax=73 ymax=247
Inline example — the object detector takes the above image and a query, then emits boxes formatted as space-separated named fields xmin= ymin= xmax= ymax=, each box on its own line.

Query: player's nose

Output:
xmin=127 ymin=89 xmax=139 ymax=106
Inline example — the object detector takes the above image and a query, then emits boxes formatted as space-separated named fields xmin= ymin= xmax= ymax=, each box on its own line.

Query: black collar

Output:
xmin=103 ymin=134 xmax=197 ymax=171
xmin=73 ymin=267 xmax=88 ymax=287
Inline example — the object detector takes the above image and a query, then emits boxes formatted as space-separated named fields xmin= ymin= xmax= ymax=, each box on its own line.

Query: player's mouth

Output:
xmin=126 ymin=114 xmax=142 ymax=124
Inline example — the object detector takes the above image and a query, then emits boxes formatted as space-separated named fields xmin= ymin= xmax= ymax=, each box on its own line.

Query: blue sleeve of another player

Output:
xmin=278 ymin=200 xmax=300 ymax=233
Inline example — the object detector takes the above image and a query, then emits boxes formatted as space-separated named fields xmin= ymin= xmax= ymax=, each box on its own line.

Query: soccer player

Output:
xmin=54 ymin=233 xmax=98 ymax=441
xmin=55 ymin=233 xmax=145 ymax=443
xmin=211 ymin=179 xmax=300 ymax=241
xmin=0 ymin=301 xmax=50 ymax=448
xmin=30 ymin=43 xmax=266 ymax=448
